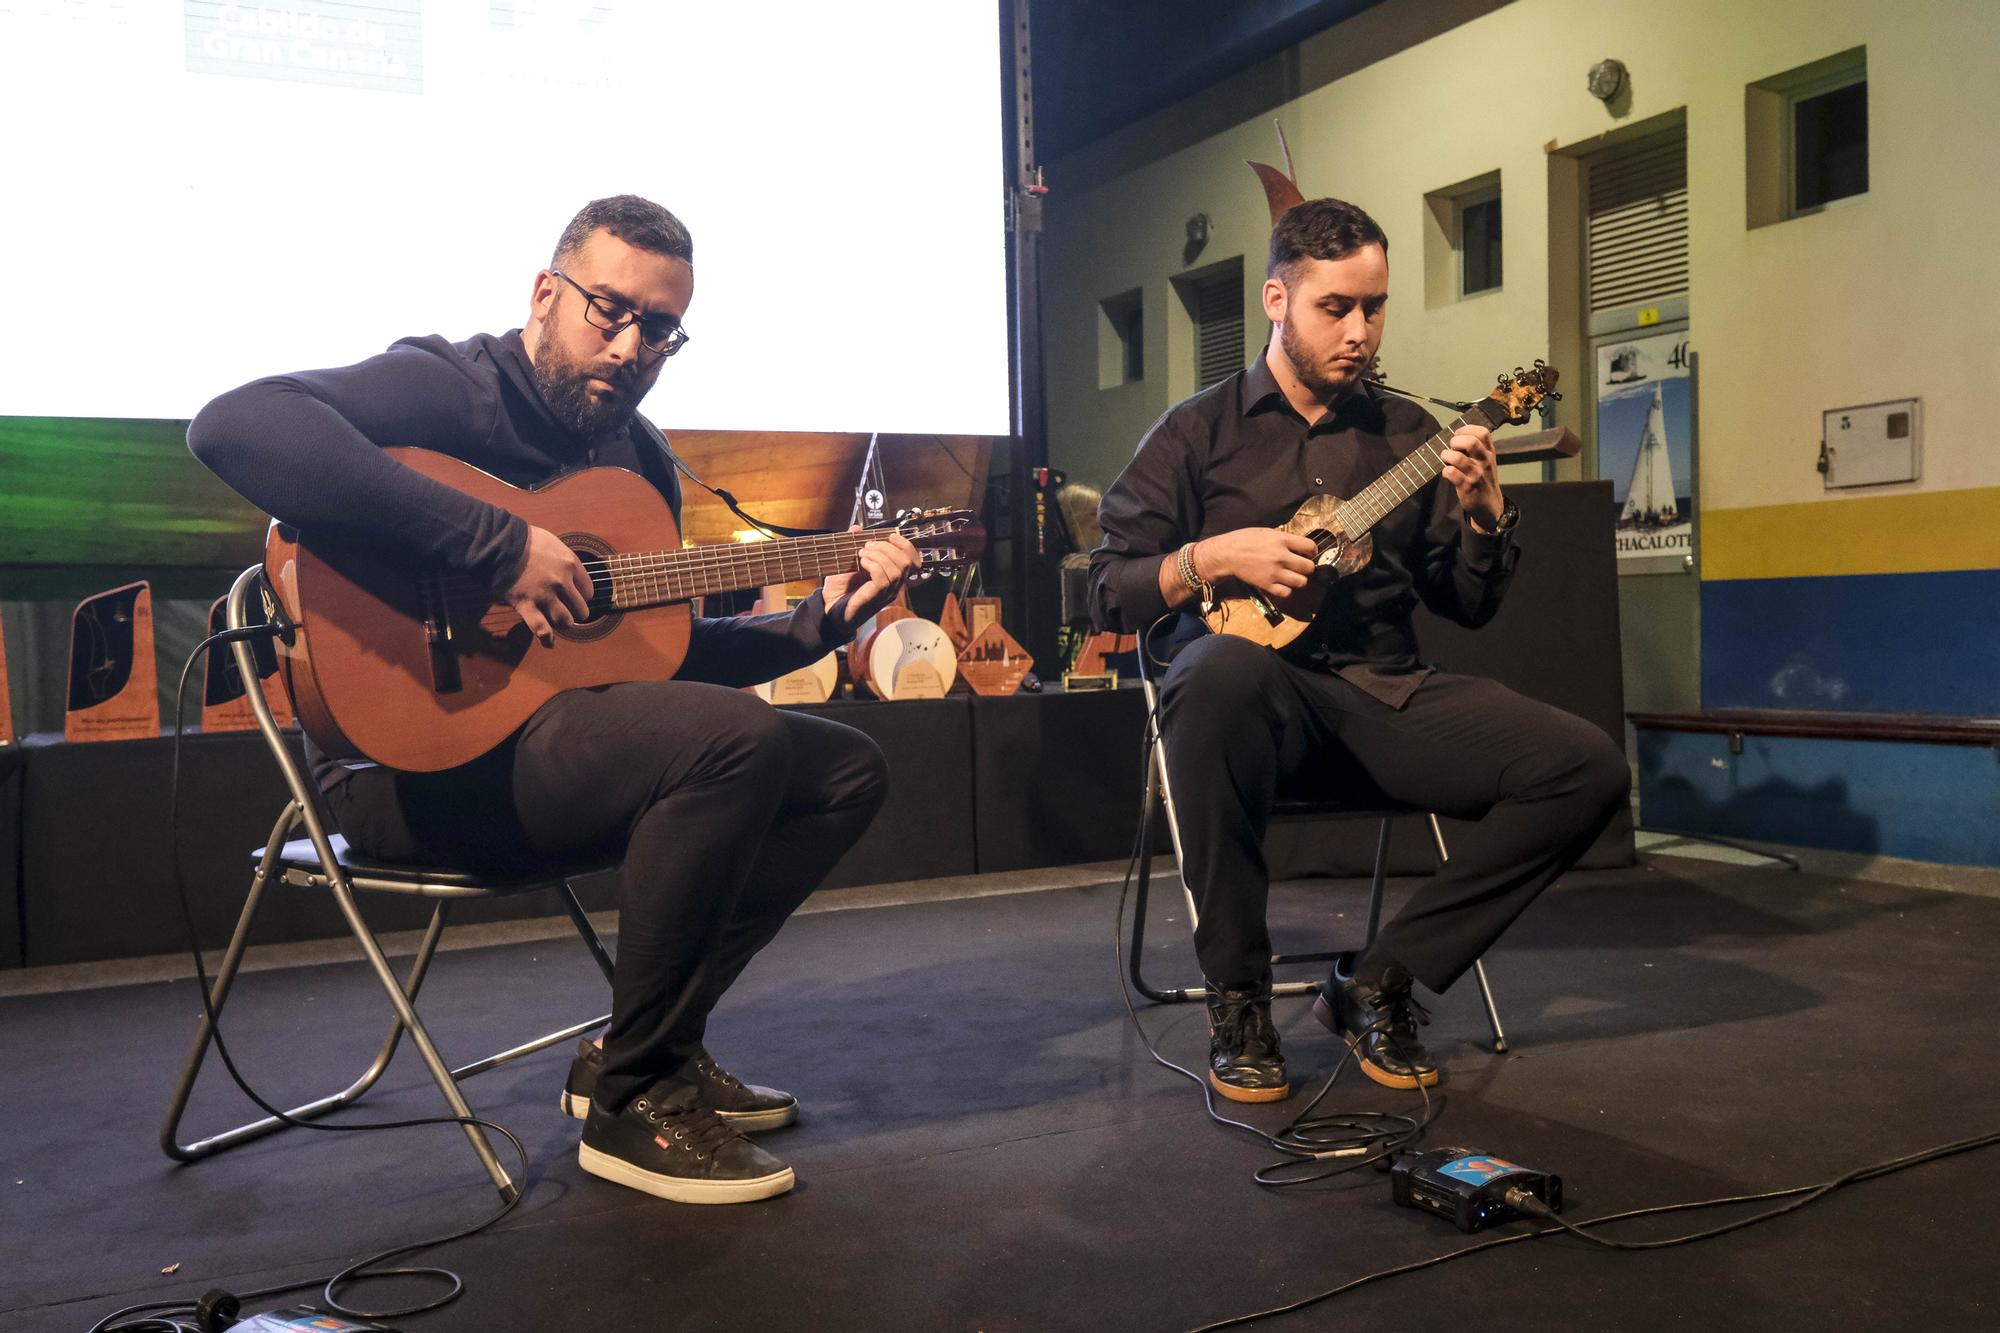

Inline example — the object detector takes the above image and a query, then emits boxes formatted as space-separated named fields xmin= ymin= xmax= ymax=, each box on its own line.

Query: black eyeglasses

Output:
xmin=550 ymin=268 xmax=690 ymax=356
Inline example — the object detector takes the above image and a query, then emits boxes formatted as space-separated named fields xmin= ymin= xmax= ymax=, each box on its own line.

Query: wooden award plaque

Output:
xmin=850 ymin=605 xmax=916 ymax=699
xmin=1071 ymin=630 xmax=1137 ymax=679
xmin=65 ymin=581 xmax=160 ymax=742
xmin=938 ymin=593 xmax=972 ymax=654
xmin=865 ymin=618 xmax=956 ymax=700
xmin=0 ymin=617 xmax=13 ymax=745
xmin=199 ymin=595 xmax=295 ymax=732
xmin=964 ymin=596 xmax=1003 ymax=640
xmin=957 ymin=622 xmax=1034 ymax=697
xmin=754 ymin=653 xmax=839 ymax=706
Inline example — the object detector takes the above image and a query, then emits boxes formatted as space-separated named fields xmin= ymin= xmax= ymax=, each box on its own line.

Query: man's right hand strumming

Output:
xmin=507 ymin=525 xmax=595 ymax=647
xmin=1162 ymin=528 xmax=1319 ymax=608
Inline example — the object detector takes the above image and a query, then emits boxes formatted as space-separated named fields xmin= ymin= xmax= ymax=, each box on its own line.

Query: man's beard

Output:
xmin=533 ymin=330 xmax=640 ymax=443
xmin=1279 ymin=314 xmax=1365 ymax=401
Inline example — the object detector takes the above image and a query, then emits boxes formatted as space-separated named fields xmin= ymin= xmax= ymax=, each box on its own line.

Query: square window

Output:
xmin=1461 ymin=193 xmax=1503 ymax=295
xmin=1097 ymin=288 xmax=1143 ymax=389
xmin=1793 ymin=78 xmax=1867 ymax=211
xmin=1746 ymin=48 xmax=1867 ymax=227
xmin=1423 ymin=172 xmax=1502 ymax=306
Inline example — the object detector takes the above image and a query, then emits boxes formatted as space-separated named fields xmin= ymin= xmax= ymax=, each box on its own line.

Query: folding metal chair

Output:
xmin=1127 ymin=675 xmax=1507 ymax=1053
xmin=161 ymin=567 xmax=618 ymax=1200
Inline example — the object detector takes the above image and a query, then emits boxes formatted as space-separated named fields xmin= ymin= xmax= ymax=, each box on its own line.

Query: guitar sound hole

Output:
xmin=1305 ymin=527 xmax=1344 ymax=568
xmin=557 ymin=533 xmax=620 ymax=643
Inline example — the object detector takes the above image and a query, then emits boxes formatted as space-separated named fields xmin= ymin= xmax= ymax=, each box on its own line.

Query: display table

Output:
xmin=4 ymin=482 xmax=1631 ymax=967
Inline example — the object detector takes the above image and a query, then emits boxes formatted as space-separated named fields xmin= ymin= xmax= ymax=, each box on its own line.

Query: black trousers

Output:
xmin=1157 ymin=634 xmax=1629 ymax=994
xmin=325 ymin=681 xmax=887 ymax=1113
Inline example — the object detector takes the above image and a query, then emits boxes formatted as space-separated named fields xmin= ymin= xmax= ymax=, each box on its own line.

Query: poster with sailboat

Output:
xmin=1597 ymin=330 xmax=1693 ymax=563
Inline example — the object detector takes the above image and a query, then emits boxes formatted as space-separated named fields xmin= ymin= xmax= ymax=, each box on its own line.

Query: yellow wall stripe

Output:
xmin=1702 ymin=487 xmax=2000 ymax=582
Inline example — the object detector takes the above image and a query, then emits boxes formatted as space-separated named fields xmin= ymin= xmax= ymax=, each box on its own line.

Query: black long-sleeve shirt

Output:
xmin=1089 ymin=353 xmax=1519 ymax=706
xmin=188 ymin=329 xmax=852 ymax=779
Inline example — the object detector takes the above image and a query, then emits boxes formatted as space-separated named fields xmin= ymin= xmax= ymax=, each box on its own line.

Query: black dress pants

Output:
xmin=325 ymin=680 xmax=887 ymax=1113
xmin=1157 ymin=634 xmax=1628 ymax=994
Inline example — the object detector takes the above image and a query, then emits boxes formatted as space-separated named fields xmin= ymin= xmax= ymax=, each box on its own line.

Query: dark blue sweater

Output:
xmin=188 ymin=329 xmax=849 ymax=778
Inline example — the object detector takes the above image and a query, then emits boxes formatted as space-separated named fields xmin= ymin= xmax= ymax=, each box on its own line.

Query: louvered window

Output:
xmin=1189 ymin=262 xmax=1244 ymax=389
xmin=1586 ymin=136 xmax=1687 ymax=312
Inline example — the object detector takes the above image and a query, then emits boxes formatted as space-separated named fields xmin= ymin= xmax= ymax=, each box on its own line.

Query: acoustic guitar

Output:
xmin=264 ymin=448 xmax=984 ymax=771
xmin=1204 ymin=362 xmax=1559 ymax=653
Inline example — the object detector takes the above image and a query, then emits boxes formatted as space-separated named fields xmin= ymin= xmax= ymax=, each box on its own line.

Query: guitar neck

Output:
xmin=606 ymin=530 xmax=870 ymax=610
xmin=1336 ymin=399 xmax=1505 ymax=537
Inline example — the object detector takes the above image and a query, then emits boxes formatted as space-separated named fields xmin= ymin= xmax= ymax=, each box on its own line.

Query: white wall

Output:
xmin=1043 ymin=0 xmax=2000 ymax=515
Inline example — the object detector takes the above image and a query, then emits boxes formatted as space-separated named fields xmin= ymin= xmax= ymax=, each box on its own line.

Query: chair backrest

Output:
xmin=223 ymin=565 xmax=348 ymax=873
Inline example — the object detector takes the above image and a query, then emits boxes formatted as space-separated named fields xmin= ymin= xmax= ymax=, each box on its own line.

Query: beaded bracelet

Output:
xmin=1175 ymin=542 xmax=1214 ymax=611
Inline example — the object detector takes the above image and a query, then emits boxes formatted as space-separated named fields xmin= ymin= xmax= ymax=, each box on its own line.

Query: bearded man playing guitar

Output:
xmin=1090 ymin=198 xmax=1629 ymax=1102
xmin=190 ymin=195 xmax=922 ymax=1205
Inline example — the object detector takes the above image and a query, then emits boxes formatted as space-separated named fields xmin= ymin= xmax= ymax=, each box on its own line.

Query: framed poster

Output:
xmin=1597 ymin=329 xmax=1693 ymax=569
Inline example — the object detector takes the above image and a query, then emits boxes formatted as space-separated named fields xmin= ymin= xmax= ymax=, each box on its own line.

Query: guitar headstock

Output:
xmin=886 ymin=508 xmax=986 ymax=578
xmin=1484 ymin=360 xmax=1562 ymax=425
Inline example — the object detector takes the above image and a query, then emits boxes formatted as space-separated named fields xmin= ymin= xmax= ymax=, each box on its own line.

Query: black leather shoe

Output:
xmin=1313 ymin=962 xmax=1440 ymax=1090
xmin=680 ymin=1049 xmax=800 ymax=1131
xmin=563 ymin=1039 xmax=799 ymax=1131
xmin=578 ymin=1081 xmax=794 ymax=1205
xmin=1205 ymin=984 xmax=1290 ymax=1103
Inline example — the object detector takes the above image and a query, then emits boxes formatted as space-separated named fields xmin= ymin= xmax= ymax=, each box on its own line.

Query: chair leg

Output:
xmin=1362 ymin=817 xmax=1392 ymax=948
xmin=1425 ymin=817 xmax=1508 ymax=1053
xmin=448 ymin=882 xmax=612 ymax=1079
xmin=1473 ymin=959 xmax=1508 ymax=1053
xmin=162 ymin=894 xmax=454 ymax=1164
xmin=161 ymin=806 xmax=297 ymax=1163
xmin=322 ymin=879 xmax=520 ymax=1201
xmin=558 ymin=882 xmax=617 ymax=985
xmin=1128 ymin=758 xmax=1202 ymax=1004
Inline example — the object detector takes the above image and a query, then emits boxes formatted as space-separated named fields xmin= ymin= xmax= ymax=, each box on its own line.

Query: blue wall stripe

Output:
xmin=1637 ymin=731 xmax=2000 ymax=868
xmin=1702 ymin=568 xmax=2000 ymax=716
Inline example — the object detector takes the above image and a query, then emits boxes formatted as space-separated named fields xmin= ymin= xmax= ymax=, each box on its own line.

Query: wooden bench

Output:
xmin=1629 ymin=709 xmax=2000 ymax=754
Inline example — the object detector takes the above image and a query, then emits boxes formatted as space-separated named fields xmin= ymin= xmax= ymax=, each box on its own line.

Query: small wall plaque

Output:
xmin=866 ymin=618 xmax=957 ymax=700
xmin=65 ymin=581 xmax=160 ymax=742
xmin=957 ymin=622 xmax=1034 ymax=697
xmin=200 ymin=595 xmax=295 ymax=732
xmin=754 ymin=653 xmax=839 ymax=706
xmin=964 ymin=596 xmax=1003 ymax=640
xmin=0 ymin=617 xmax=14 ymax=745
xmin=938 ymin=593 xmax=972 ymax=654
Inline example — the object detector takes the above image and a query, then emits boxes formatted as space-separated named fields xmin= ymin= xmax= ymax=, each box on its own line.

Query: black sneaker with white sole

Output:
xmin=578 ymin=1081 xmax=795 ymax=1205
xmin=561 ymin=1038 xmax=800 ymax=1131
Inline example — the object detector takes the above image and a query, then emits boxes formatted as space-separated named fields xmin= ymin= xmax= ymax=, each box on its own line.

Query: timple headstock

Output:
xmin=1485 ymin=360 xmax=1561 ymax=425
xmin=888 ymin=508 xmax=986 ymax=579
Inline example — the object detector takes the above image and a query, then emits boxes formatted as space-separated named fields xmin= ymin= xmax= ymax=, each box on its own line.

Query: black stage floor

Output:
xmin=3 ymin=856 xmax=1997 ymax=1331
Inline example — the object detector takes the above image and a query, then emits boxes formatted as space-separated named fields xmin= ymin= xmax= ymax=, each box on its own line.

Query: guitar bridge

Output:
xmin=1249 ymin=593 xmax=1285 ymax=628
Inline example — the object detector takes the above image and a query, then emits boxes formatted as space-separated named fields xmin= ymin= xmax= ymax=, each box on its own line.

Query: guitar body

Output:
xmin=1202 ymin=493 xmax=1372 ymax=653
xmin=266 ymin=448 xmax=692 ymax=772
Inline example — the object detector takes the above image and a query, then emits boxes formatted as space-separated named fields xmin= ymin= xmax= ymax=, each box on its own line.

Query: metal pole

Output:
xmin=1005 ymin=0 xmax=1058 ymax=668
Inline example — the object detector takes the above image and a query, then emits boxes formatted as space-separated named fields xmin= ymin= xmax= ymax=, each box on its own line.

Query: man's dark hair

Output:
xmin=552 ymin=195 xmax=694 ymax=268
xmin=1267 ymin=197 xmax=1387 ymax=284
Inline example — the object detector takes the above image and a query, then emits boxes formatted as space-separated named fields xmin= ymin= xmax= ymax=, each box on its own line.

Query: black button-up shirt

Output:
xmin=1089 ymin=352 xmax=1519 ymax=706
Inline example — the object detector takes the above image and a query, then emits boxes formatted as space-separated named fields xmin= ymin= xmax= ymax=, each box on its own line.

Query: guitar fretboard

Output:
xmin=1335 ymin=398 xmax=1505 ymax=537
xmin=604 ymin=530 xmax=878 ymax=609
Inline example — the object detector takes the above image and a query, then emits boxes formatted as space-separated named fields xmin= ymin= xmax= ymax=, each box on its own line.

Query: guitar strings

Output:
xmin=429 ymin=528 xmax=893 ymax=597
xmin=420 ymin=523 xmax=970 ymax=628
xmin=1341 ymin=405 xmax=1498 ymax=532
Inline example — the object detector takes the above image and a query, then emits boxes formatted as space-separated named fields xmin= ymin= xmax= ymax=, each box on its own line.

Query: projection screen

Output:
xmin=0 ymin=1 xmax=1011 ymax=435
